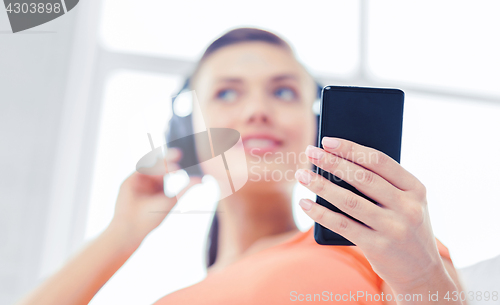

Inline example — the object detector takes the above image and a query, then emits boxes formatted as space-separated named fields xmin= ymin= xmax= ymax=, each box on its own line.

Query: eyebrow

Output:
xmin=214 ymin=77 xmax=241 ymax=83
xmin=271 ymin=74 xmax=299 ymax=82
xmin=214 ymin=74 xmax=299 ymax=84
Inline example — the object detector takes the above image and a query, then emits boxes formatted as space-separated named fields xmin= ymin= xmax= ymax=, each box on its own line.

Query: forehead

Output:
xmin=195 ymin=42 xmax=310 ymax=84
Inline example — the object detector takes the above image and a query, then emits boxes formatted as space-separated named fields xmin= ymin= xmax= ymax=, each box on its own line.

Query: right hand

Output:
xmin=108 ymin=148 xmax=201 ymax=244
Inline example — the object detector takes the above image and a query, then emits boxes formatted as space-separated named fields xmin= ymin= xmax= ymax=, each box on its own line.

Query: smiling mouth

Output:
xmin=242 ymin=137 xmax=283 ymax=154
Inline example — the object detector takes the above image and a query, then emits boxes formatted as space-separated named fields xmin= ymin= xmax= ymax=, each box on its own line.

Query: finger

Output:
xmin=321 ymin=137 xmax=420 ymax=191
xmin=165 ymin=147 xmax=182 ymax=162
xmin=152 ymin=177 xmax=203 ymax=215
xmin=295 ymin=169 xmax=388 ymax=230
xmin=298 ymin=198 xmax=375 ymax=247
xmin=305 ymin=145 xmax=402 ymax=209
xmin=131 ymin=171 xmax=165 ymax=194
xmin=174 ymin=176 xmax=203 ymax=200
xmin=163 ymin=160 xmax=180 ymax=174
xmin=163 ymin=148 xmax=182 ymax=174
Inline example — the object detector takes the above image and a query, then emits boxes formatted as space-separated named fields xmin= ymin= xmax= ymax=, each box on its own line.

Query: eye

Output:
xmin=216 ymin=89 xmax=238 ymax=102
xmin=274 ymin=87 xmax=297 ymax=102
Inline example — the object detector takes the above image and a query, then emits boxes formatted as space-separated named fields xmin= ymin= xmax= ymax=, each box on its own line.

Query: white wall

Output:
xmin=0 ymin=7 xmax=78 ymax=305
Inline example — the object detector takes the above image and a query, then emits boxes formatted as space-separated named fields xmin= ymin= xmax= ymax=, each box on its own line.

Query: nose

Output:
xmin=248 ymin=110 xmax=269 ymax=124
xmin=243 ymin=90 xmax=272 ymax=125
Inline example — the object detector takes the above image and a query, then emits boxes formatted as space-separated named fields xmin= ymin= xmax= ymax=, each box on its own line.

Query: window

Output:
xmin=367 ymin=1 xmax=500 ymax=96
xmin=85 ymin=71 xmax=183 ymax=240
xmin=402 ymin=93 xmax=500 ymax=266
xmin=99 ymin=0 xmax=361 ymax=77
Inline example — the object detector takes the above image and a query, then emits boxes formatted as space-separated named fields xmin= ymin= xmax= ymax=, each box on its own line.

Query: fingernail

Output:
xmin=322 ymin=137 xmax=340 ymax=149
xmin=299 ymin=199 xmax=313 ymax=211
xmin=166 ymin=148 xmax=180 ymax=158
xmin=295 ymin=169 xmax=312 ymax=185
xmin=305 ymin=145 xmax=324 ymax=160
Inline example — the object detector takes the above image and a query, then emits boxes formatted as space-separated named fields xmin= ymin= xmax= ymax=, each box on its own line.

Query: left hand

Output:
xmin=295 ymin=137 xmax=448 ymax=292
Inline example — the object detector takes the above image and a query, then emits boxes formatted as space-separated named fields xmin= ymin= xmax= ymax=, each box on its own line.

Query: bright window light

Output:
xmin=85 ymin=71 xmax=183 ymax=240
xmin=367 ymin=0 xmax=500 ymax=96
xmin=402 ymin=93 xmax=500 ymax=268
xmin=99 ymin=0 xmax=360 ymax=78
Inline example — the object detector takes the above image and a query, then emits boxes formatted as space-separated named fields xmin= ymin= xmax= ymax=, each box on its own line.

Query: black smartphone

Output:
xmin=314 ymin=86 xmax=405 ymax=246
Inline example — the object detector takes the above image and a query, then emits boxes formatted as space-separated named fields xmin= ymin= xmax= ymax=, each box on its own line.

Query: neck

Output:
xmin=211 ymin=181 xmax=298 ymax=271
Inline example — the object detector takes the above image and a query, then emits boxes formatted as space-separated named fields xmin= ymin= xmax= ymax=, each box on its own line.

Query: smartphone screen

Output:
xmin=314 ymin=86 xmax=404 ymax=245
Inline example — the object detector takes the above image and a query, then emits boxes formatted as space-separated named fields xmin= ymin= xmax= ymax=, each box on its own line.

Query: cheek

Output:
xmin=282 ymin=111 xmax=317 ymax=149
xmin=196 ymin=104 xmax=237 ymax=130
xmin=191 ymin=88 xmax=234 ymax=130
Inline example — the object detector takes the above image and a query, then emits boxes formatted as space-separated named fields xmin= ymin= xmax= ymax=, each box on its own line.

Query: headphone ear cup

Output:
xmin=166 ymin=78 xmax=204 ymax=176
xmin=167 ymin=111 xmax=192 ymax=142
xmin=166 ymin=110 xmax=204 ymax=177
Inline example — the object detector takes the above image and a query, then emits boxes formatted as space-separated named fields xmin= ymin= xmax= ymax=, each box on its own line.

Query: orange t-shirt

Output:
xmin=154 ymin=226 xmax=452 ymax=305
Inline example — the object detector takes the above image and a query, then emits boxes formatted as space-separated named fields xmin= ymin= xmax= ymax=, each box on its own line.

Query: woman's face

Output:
xmin=192 ymin=42 xmax=317 ymax=188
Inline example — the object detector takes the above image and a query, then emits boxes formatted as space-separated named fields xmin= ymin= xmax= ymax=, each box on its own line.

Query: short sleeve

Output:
xmin=435 ymin=237 xmax=453 ymax=264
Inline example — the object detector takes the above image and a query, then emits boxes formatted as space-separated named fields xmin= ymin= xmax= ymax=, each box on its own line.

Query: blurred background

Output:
xmin=1 ymin=0 xmax=499 ymax=304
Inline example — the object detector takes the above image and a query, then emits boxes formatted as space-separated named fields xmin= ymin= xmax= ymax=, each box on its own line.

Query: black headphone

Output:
xmin=165 ymin=78 xmax=203 ymax=176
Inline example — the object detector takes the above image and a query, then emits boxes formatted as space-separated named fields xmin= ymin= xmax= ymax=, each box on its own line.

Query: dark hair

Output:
xmin=191 ymin=27 xmax=294 ymax=83
xmin=166 ymin=28 xmax=322 ymax=268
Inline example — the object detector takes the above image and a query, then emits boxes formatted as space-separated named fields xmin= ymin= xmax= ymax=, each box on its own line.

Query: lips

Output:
xmin=241 ymin=134 xmax=283 ymax=155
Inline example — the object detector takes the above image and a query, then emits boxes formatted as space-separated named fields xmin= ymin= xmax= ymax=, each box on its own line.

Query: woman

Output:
xmin=18 ymin=28 xmax=465 ymax=305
